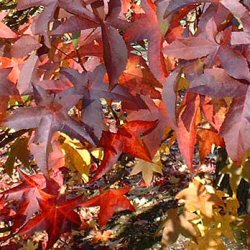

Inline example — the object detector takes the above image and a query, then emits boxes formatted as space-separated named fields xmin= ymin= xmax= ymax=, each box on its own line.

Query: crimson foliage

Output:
xmin=0 ymin=0 xmax=249 ymax=249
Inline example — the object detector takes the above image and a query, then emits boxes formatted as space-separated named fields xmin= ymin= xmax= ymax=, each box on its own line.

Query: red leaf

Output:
xmin=124 ymin=0 xmax=168 ymax=83
xmin=189 ymin=68 xmax=248 ymax=98
xmin=164 ymin=17 xmax=250 ymax=81
xmin=101 ymin=22 xmax=128 ymax=88
xmin=197 ymin=128 xmax=225 ymax=162
xmin=127 ymin=97 xmax=171 ymax=157
xmin=220 ymin=89 xmax=250 ymax=164
xmin=82 ymin=187 xmax=134 ymax=226
xmin=62 ymin=65 xmax=147 ymax=139
xmin=90 ymin=120 xmax=158 ymax=182
xmin=11 ymin=35 xmax=41 ymax=58
xmin=119 ymin=54 xmax=161 ymax=99
xmin=3 ymin=86 xmax=96 ymax=174
xmin=17 ymin=0 xmax=97 ymax=36
xmin=1 ymin=171 xmax=54 ymax=231
xmin=176 ymin=93 xmax=201 ymax=169
xmin=19 ymin=195 xmax=83 ymax=250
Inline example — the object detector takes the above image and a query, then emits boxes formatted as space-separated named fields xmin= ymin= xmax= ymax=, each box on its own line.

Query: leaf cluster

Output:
xmin=0 ymin=0 xmax=249 ymax=249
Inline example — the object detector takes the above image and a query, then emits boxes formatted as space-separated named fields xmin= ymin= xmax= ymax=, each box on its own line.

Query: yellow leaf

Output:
xmin=188 ymin=232 xmax=227 ymax=250
xmin=221 ymin=158 xmax=250 ymax=193
xmin=61 ymin=135 xmax=92 ymax=182
xmin=176 ymin=177 xmax=224 ymax=217
xmin=131 ymin=152 xmax=163 ymax=186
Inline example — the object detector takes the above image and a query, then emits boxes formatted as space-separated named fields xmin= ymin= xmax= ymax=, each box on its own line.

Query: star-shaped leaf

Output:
xmin=17 ymin=0 xmax=97 ymax=36
xmin=53 ymin=0 xmax=128 ymax=87
xmin=19 ymin=195 xmax=83 ymax=250
xmin=221 ymin=159 xmax=250 ymax=193
xmin=62 ymin=65 xmax=147 ymax=139
xmin=90 ymin=120 xmax=158 ymax=183
xmin=130 ymin=152 xmax=163 ymax=186
xmin=176 ymin=177 xmax=224 ymax=217
xmin=81 ymin=187 xmax=135 ymax=227
xmin=3 ymin=85 xmax=96 ymax=174
xmin=1 ymin=170 xmax=55 ymax=232
xmin=164 ymin=18 xmax=250 ymax=82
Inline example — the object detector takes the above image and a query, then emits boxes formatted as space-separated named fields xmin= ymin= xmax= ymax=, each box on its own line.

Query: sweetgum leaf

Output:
xmin=164 ymin=17 xmax=250 ymax=81
xmin=19 ymin=195 xmax=83 ymax=250
xmin=119 ymin=54 xmax=161 ymax=99
xmin=176 ymin=93 xmax=201 ymax=169
xmin=90 ymin=120 xmax=158 ymax=183
xmin=62 ymin=65 xmax=147 ymax=138
xmin=3 ymin=86 xmax=96 ymax=174
xmin=101 ymin=22 xmax=128 ymax=88
xmin=11 ymin=35 xmax=41 ymax=58
xmin=176 ymin=177 xmax=223 ymax=217
xmin=131 ymin=156 xmax=163 ymax=186
xmin=17 ymin=0 xmax=97 ymax=36
xmin=189 ymin=68 xmax=248 ymax=98
xmin=220 ymin=88 xmax=250 ymax=164
xmin=124 ymin=0 xmax=168 ymax=84
xmin=82 ymin=187 xmax=135 ymax=227
xmin=127 ymin=97 xmax=170 ymax=158
xmin=1 ymin=171 xmax=54 ymax=231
